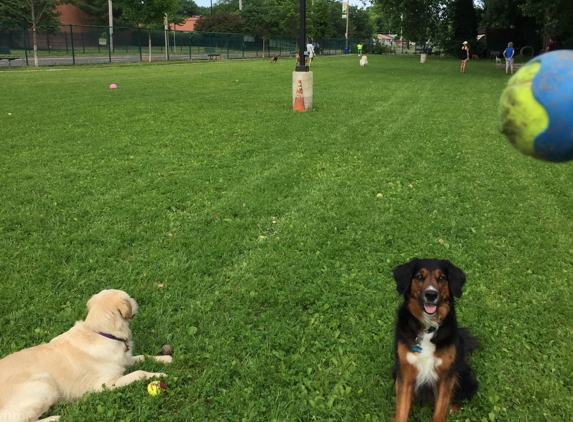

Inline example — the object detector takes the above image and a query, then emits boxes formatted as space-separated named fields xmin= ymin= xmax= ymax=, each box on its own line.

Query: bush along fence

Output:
xmin=0 ymin=21 xmax=378 ymax=67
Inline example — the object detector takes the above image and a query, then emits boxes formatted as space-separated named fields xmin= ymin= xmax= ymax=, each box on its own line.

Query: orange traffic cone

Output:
xmin=293 ymin=79 xmax=306 ymax=112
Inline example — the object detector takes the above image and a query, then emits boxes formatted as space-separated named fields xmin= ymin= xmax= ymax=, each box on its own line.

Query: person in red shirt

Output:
xmin=547 ymin=38 xmax=559 ymax=52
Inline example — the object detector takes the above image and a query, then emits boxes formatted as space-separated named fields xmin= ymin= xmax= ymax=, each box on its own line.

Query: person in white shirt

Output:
xmin=306 ymin=38 xmax=315 ymax=67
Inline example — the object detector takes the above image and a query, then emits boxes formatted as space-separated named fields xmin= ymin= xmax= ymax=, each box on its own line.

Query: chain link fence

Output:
xmin=1 ymin=21 xmax=384 ymax=67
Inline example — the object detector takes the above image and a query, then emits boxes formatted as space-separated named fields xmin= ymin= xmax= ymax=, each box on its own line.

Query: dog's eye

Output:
xmin=414 ymin=274 xmax=424 ymax=281
xmin=438 ymin=275 xmax=446 ymax=282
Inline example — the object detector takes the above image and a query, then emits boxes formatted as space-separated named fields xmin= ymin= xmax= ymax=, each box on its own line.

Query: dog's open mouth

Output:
xmin=424 ymin=303 xmax=437 ymax=315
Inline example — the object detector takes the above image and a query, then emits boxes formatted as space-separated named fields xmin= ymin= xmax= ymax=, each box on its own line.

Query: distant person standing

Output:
xmin=306 ymin=38 xmax=315 ymax=67
xmin=460 ymin=41 xmax=470 ymax=73
xmin=547 ymin=37 xmax=559 ymax=52
xmin=357 ymin=43 xmax=363 ymax=56
xmin=503 ymin=42 xmax=515 ymax=75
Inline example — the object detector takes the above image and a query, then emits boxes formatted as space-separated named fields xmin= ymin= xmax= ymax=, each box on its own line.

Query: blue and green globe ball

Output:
xmin=499 ymin=50 xmax=573 ymax=162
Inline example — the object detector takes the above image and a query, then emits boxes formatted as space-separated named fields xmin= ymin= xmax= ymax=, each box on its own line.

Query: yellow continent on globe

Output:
xmin=499 ymin=62 xmax=549 ymax=157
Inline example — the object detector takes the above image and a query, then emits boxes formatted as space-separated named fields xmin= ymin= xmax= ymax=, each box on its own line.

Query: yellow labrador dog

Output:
xmin=0 ymin=290 xmax=171 ymax=422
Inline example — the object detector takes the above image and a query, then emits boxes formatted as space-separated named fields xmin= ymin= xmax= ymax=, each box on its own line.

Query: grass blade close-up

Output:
xmin=1 ymin=55 xmax=572 ymax=421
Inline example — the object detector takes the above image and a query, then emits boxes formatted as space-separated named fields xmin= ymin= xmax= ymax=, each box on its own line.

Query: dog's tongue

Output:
xmin=424 ymin=304 xmax=437 ymax=314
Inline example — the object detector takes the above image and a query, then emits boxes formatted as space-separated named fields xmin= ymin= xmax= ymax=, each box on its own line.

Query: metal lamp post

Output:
xmin=295 ymin=0 xmax=307 ymax=71
xmin=108 ymin=0 xmax=113 ymax=52
xmin=292 ymin=0 xmax=312 ymax=111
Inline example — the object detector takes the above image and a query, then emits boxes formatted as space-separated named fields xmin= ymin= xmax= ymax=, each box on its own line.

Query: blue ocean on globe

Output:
xmin=530 ymin=50 xmax=573 ymax=162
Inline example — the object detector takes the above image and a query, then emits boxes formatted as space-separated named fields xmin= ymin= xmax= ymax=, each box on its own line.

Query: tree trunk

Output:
xmin=148 ymin=30 xmax=152 ymax=62
xmin=31 ymin=0 xmax=39 ymax=67
xmin=542 ymin=8 xmax=550 ymax=52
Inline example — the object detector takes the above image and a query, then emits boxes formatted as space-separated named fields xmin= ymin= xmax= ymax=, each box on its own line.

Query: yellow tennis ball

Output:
xmin=147 ymin=380 xmax=166 ymax=396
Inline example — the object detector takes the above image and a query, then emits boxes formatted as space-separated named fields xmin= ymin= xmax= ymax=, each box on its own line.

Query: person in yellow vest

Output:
xmin=357 ymin=43 xmax=363 ymax=56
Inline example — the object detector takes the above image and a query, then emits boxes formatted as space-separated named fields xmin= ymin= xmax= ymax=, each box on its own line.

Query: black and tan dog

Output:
xmin=269 ymin=54 xmax=279 ymax=63
xmin=392 ymin=258 xmax=479 ymax=422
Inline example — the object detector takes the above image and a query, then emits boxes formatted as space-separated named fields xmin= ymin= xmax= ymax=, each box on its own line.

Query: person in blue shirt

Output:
xmin=503 ymin=42 xmax=515 ymax=75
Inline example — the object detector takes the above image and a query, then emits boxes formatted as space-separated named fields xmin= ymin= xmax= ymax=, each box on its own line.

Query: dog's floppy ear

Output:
xmin=117 ymin=298 xmax=133 ymax=320
xmin=393 ymin=259 xmax=419 ymax=295
xmin=443 ymin=260 xmax=466 ymax=298
xmin=86 ymin=291 xmax=99 ymax=312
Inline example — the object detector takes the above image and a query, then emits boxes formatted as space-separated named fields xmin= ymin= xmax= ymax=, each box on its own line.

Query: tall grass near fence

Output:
xmin=1 ymin=56 xmax=573 ymax=421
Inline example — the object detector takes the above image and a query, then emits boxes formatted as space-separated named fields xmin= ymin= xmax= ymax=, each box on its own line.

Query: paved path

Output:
xmin=0 ymin=51 xmax=334 ymax=67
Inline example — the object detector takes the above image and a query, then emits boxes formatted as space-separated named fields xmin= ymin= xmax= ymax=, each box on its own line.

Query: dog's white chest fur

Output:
xmin=406 ymin=331 xmax=442 ymax=389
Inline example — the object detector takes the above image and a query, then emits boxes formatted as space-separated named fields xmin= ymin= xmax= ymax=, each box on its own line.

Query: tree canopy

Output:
xmin=194 ymin=12 xmax=241 ymax=32
xmin=373 ymin=0 xmax=572 ymax=49
xmin=119 ymin=0 xmax=180 ymax=28
xmin=480 ymin=0 xmax=573 ymax=47
xmin=240 ymin=0 xmax=281 ymax=40
xmin=0 ymin=0 xmax=62 ymax=30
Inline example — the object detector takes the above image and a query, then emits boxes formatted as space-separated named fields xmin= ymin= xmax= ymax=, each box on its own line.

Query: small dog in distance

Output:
xmin=360 ymin=55 xmax=368 ymax=67
xmin=269 ymin=54 xmax=279 ymax=63
xmin=471 ymin=54 xmax=479 ymax=60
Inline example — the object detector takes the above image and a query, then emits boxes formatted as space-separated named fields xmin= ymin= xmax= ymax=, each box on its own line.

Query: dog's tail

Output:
xmin=459 ymin=327 xmax=479 ymax=358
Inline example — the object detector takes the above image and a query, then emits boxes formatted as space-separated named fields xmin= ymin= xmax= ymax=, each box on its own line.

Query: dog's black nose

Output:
xmin=424 ymin=290 xmax=438 ymax=302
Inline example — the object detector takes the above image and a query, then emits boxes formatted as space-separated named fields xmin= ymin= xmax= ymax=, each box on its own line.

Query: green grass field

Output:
xmin=1 ymin=55 xmax=572 ymax=421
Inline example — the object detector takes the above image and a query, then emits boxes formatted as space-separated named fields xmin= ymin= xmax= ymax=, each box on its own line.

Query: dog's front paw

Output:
xmin=152 ymin=355 xmax=172 ymax=364
xmin=151 ymin=372 xmax=168 ymax=378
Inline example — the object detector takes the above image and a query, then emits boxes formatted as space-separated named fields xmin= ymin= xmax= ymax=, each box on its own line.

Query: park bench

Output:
xmin=0 ymin=46 xmax=18 ymax=67
xmin=204 ymin=47 xmax=221 ymax=60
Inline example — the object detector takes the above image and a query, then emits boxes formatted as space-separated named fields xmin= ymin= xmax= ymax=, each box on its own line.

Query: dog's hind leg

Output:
xmin=0 ymin=378 xmax=60 ymax=422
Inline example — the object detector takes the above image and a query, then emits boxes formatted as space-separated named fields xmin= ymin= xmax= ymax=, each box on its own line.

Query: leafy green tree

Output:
xmin=309 ymin=0 xmax=333 ymax=41
xmin=327 ymin=0 xmax=347 ymax=38
xmin=194 ymin=12 xmax=241 ymax=32
xmin=445 ymin=0 xmax=477 ymax=54
xmin=1 ymin=0 xmax=72 ymax=66
xmin=28 ymin=0 xmax=71 ymax=67
xmin=278 ymin=0 xmax=299 ymax=40
xmin=450 ymin=0 xmax=476 ymax=42
xmin=75 ymin=0 xmax=125 ymax=26
xmin=170 ymin=0 xmax=201 ymax=26
xmin=374 ymin=0 xmax=437 ymax=44
xmin=519 ymin=0 xmax=573 ymax=47
xmin=369 ymin=5 xmax=391 ymax=34
xmin=209 ymin=0 xmax=240 ymax=14
xmin=119 ymin=0 xmax=179 ymax=61
xmin=240 ymin=0 xmax=280 ymax=56
xmin=177 ymin=0 xmax=200 ymax=17
xmin=1 ymin=0 xmax=61 ymax=30
xmin=480 ymin=0 xmax=573 ymax=49
xmin=349 ymin=6 xmax=374 ymax=39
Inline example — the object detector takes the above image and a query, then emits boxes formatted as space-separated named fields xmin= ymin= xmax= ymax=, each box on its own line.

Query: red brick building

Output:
xmin=56 ymin=4 xmax=89 ymax=26
xmin=57 ymin=3 xmax=199 ymax=32
xmin=171 ymin=17 xmax=200 ymax=32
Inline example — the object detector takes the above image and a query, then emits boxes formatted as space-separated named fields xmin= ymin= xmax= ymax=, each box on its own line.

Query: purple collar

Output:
xmin=94 ymin=331 xmax=128 ymax=343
